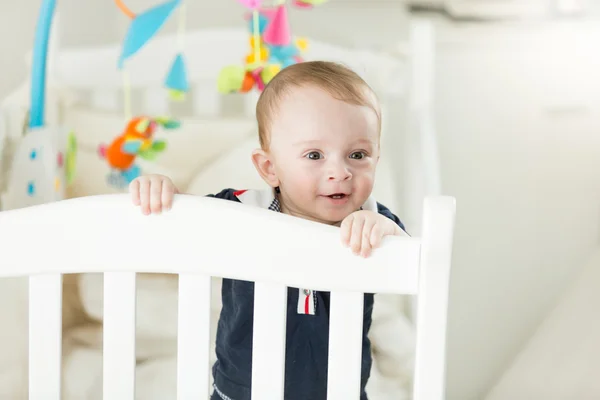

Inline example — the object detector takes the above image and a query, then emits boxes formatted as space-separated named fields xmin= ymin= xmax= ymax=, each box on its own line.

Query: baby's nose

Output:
xmin=328 ymin=165 xmax=352 ymax=181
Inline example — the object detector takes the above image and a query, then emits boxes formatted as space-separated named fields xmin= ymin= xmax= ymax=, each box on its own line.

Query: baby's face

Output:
xmin=268 ymin=85 xmax=380 ymax=224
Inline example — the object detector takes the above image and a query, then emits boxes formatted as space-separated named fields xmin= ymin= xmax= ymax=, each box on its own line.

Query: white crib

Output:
xmin=0 ymin=7 xmax=446 ymax=399
xmin=0 ymin=191 xmax=455 ymax=400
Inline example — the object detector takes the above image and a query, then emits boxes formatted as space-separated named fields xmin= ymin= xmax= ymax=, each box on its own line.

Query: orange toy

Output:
xmin=105 ymin=117 xmax=156 ymax=170
xmin=98 ymin=116 xmax=179 ymax=187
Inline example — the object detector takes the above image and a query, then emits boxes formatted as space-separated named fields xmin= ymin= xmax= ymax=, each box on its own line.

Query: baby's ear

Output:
xmin=251 ymin=148 xmax=279 ymax=188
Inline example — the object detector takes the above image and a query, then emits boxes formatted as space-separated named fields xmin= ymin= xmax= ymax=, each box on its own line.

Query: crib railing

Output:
xmin=0 ymin=194 xmax=455 ymax=400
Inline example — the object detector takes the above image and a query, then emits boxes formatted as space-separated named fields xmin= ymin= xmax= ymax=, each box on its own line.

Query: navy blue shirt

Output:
xmin=208 ymin=189 xmax=406 ymax=400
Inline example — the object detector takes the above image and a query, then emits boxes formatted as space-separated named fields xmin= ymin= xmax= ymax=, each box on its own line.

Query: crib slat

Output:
xmin=143 ymin=87 xmax=169 ymax=115
xmin=251 ymin=282 xmax=287 ymax=400
xmin=103 ymin=272 xmax=137 ymax=400
xmin=28 ymin=274 xmax=63 ymax=400
xmin=177 ymin=274 xmax=212 ymax=399
xmin=90 ymin=89 xmax=120 ymax=112
xmin=327 ymin=292 xmax=364 ymax=400
xmin=243 ymin=90 xmax=260 ymax=117
xmin=192 ymin=81 xmax=220 ymax=116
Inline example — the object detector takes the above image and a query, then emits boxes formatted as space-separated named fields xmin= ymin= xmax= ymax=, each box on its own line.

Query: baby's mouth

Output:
xmin=326 ymin=193 xmax=349 ymax=199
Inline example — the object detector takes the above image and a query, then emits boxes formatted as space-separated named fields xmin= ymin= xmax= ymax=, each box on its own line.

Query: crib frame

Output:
xmin=0 ymin=3 xmax=448 ymax=397
xmin=0 ymin=192 xmax=455 ymax=400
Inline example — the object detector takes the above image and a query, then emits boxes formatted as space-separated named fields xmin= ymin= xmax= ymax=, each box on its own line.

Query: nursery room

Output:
xmin=0 ymin=0 xmax=599 ymax=399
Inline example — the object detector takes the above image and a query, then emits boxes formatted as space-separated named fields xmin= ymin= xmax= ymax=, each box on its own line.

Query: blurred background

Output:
xmin=0 ymin=0 xmax=599 ymax=399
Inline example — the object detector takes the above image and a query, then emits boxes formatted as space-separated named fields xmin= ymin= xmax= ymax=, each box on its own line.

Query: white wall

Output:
xmin=433 ymin=19 xmax=600 ymax=399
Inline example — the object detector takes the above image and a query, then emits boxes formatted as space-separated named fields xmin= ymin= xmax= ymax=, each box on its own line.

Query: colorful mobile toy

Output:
xmin=104 ymin=1 xmax=184 ymax=189
xmin=14 ymin=0 xmax=78 ymax=209
xmin=163 ymin=3 xmax=189 ymax=100
xmin=165 ymin=52 xmax=189 ymax=101
xmin=217 ymin=0 xmax=327 ymax=94
xmin=1 ymin=127 xmax=77 ymax=210
xmin=98 ymin=116 xmax=180 ymax=189
xmin=116 ymin=0 xmax=189 ymax=100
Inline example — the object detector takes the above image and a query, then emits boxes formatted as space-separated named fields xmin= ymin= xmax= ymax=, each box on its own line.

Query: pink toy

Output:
xmin=263 ymin=5 xmax=291 ymax=46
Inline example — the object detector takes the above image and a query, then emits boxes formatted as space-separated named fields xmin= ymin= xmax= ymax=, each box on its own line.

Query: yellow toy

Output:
xmin=217 ymin=0 xmax=324 ymax=94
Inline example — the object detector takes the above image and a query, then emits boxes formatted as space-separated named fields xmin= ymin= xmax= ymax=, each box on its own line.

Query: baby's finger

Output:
xmin=360 ymin=220 xmax=376 ymax=257
xmin=162 ymin=182 xmax=176 ymax=210
xmin=369 ymin=224 xmax=383 ymax=249
xmin=350 ymin=217 xmax=365 ymax=255
xmin=129 ymin=179 xmax=141 ymax=205
xmin=139 ymin=179 xmax=151 ymax=215
xmin=150 ymin=177 xmax=163 ymax=213
xmin=340 ymin=214 xmax=354 ymax=246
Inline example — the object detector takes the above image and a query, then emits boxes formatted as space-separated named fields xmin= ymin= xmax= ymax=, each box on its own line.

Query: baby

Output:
xmin=129 ymin=61 xmax=406 ymax=400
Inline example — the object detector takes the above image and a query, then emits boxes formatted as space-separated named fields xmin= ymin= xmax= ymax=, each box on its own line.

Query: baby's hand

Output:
xmin=340 ymin=210 xmax=403 ymax=257
xmin=129 ymin=174 xmax=179 ymax=215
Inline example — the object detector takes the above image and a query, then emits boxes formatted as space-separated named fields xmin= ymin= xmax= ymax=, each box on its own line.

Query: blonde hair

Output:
xmin=256 ymin=61 xmax=381 ymax=149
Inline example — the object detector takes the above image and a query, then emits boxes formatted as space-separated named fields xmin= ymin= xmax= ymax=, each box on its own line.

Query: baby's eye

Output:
xmin=349 ymin=151 xmax=366 ymax=160
xmin=306 ymin=151 xmax=322 ymax=160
